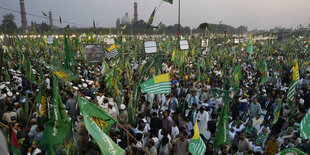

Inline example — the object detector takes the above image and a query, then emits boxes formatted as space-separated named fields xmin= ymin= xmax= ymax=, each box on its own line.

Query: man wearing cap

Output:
xmin=118 ymin=104 xmax=128 ymax=125
xmin=2 ymin=106 xmax=17 ymax=123
xmin=108 ymin=102 xmax=118 ymax=119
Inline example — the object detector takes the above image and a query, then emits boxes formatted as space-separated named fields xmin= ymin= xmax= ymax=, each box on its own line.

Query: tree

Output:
xmin=1 ymin=13 xmax=18 ymax=34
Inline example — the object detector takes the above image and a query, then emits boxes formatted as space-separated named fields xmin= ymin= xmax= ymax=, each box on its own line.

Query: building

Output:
xmin=121 ymin=12 xmax=131 ymax=25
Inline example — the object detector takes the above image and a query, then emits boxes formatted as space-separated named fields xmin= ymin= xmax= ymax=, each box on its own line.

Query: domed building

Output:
xmin=121 ymin=12 xmax=131 ymax=25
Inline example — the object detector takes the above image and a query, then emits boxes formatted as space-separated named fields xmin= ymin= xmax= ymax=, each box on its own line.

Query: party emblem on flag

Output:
xmin=105 ymin=44 xmax=119 ymax=59
xmin=90 ymin=116 xmax=110 ymax=133
xmin=54 ymin=71 xmax=70 ymax=80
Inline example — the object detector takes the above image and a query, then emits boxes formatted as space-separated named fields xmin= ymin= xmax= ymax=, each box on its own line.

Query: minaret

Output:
xmin=49 ymin=11 xmax=53 ymax=28
xmin=19 ymin=0 xmax=27 ymax=33
xmin=134 ymin=2 xmax=138 ymax=23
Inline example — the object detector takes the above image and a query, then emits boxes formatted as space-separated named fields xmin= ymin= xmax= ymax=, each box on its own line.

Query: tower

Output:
xmin=19 ymin=0 xmax=27 ymax=33
xmin=49 ymin=11 xmax=53 ymax=28
xmin=134 ymin=2 xmax=138 ymax=23
xmin=116 ymin=18 xmax=120 ymax=28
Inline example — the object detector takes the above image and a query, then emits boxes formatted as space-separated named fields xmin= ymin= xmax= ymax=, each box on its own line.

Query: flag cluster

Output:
xmin=140 ymin=73 xmax=171 ymax=94
xmin=105 ymin=44 xmax=119 ymax=59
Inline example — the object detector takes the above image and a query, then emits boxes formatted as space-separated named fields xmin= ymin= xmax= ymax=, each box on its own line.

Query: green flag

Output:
xmin=272 ymin=98 xmax=282 ymax=125
xmin=78 ymin=96 xmax=117 ymax=133
xmin=189 ymin=120 xmax=206 ymax=155
xmin=146 ymin=7 xmax=156 ymax=29
xmin=275 ymin=148 xmax=307 ymax=155
xmin=261 ymin=60 xmax=268 ymax=84
xmin=41 ymin=76 xmax=71 ymax=148
xmin=163 ymin=0 xmax=173 ymax=4
xmin=230 ymin=63 xmax=241 ymax=89
xmin=300 ymin=109 xmax=310 ymax=139
xmin=40 ymin=59 xmax=79 ymax=82
xmin=213 ymin=102 xmax=229 ymax=148
xmin=64 ymin=34 xmax=77 ymax=70
xmin=77 ymin=96 xmax=124 ymax=155
xmin=140 ymin=73 xmax=171 ymax=94
xmin=26 ymin=57 xmax=36 ymax=83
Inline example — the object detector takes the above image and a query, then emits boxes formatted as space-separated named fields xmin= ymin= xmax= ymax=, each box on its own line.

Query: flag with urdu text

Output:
xmin=275 ymin=148 xmax=307 ymax=155
xmin=213 ymin=102 xmax=229 ymax=148
xmin=41 ymin=76 xmax=71 ymax=155
xmin=105 ymin=43 xmax=119 ymax=59
xmin=287 ymin=62 xmax=300 ymax=101
xmin=140 ymin=73 xmax=171 ymax=94
xmin=146 ymin=7 xmax=156 ymax=29
xmin=163 ymin=0 xmax=173 ymax=4
xmin=77 ymin=96 xmax=124 ymax=155
xmin=261 ymin=60 xmax=268 ymax=84
xmin=272 ymin=98 xmax=282 ymax=125
xmin=189 ymin=120 xmax=206 ymax=155
xmin=300 ymin=109 xmax=310 ymax=139
xmin=230 ymin=63 xmax=242 ymax=89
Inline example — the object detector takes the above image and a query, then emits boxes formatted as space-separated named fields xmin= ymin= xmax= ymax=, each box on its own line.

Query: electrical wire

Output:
xmin=0 ymin=6 xmax=89 ymax=27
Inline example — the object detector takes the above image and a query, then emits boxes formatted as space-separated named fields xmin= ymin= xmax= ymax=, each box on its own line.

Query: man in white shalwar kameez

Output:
xmin=196 ymin=107 xmax=210 ymax=134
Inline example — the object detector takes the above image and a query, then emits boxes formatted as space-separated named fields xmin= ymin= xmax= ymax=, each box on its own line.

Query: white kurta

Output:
xmin=196 ymin=111 xmax=210 ymax=134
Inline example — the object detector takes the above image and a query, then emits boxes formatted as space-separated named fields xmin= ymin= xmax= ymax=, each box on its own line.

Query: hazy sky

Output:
xmin=1 ymin=0 xmax=310 ymax=30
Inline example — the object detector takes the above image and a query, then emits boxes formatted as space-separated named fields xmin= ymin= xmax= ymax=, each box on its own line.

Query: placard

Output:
xmin=47 ymin=37 xmax=53 ymax=45
xmin=144 ymin=41 xmax=157 ymax=53
xmin=180 ymin=40 xmax=189 ymax=50
xmin=84 ymin=44 xmax=104 ymax=62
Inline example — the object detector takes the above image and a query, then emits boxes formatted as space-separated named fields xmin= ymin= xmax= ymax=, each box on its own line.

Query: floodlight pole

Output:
xmin=177 ymin=0 xmax=181 ymax=49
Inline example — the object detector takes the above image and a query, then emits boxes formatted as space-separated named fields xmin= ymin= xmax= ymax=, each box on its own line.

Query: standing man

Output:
xmin=249 ymin=98 xmax=261 ymax=119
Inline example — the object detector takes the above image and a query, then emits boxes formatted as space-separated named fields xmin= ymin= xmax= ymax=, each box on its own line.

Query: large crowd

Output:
xmin=0 ymin=35 xmax=310 ymax=155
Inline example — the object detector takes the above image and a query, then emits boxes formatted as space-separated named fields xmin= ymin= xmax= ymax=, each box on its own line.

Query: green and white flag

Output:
xmin=189 ymin=120 xmax=206 ymax=155
xmin=287 ymin=62 xmax=300 ymax=101
xmin=105 ymin=44 xmax=119 ymax=59
xmin=78 ymin=96 xmax=124 ymax=155
xmin=140 ymin=73 xmax=171 ymax=94
xmin=300 ymin=109 xmax=310 ymax=139
xmin=275 ymin=148 xmax=307 ymax=155
xmin=213 ymin=102 xmax=229 ymax=148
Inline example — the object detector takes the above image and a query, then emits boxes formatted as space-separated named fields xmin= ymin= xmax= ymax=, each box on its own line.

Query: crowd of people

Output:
xmin=0 ymin=35 xmax=310 ymax=155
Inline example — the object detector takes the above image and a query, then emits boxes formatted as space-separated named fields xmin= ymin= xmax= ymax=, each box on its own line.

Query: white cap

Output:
xmin=78 ymin=84 xmax=82 ymax=88
xmin=81 ymin=79 xmax=85 ymax=82
xmin=120 ymin=104 xmax=126 ymax=110
xmin=73 ymin=86 xmax=79 ymax=90
xmin=0 ymin=84 xmax=5 ymax=89
xmin=7 ymin=92 xmax=13 ymax=97
xmin=82 ymin=83 xmax=87 ymax=88
xmin=108 ymin=102 xmax=114 ymax=106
